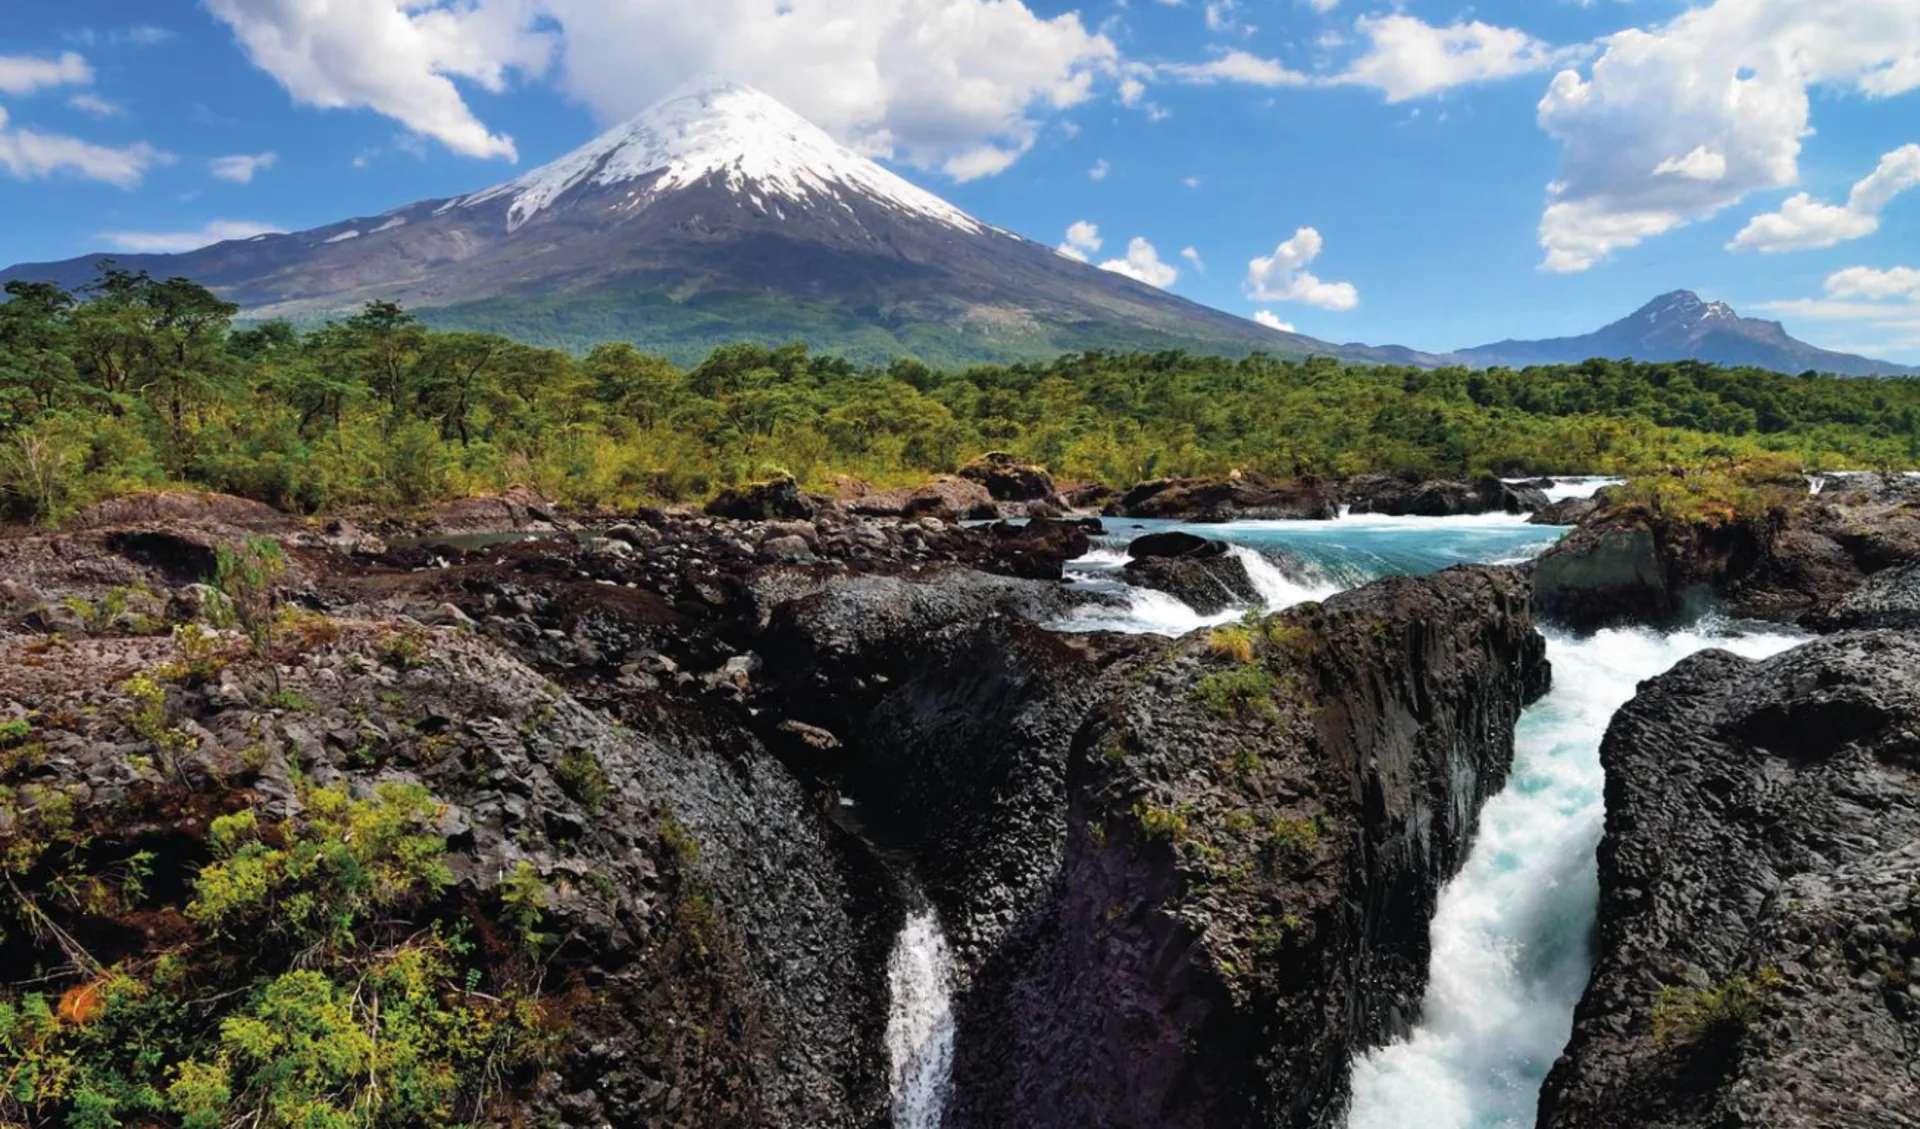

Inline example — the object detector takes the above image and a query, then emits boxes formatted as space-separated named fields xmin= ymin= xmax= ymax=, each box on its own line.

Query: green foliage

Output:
xmin=1607 ymin=457 xmax=1804 ymax=528
xmin=5 ymin=270 xmax=1919 ymax=524
xmin=658 ymin=810 xmax=700 ymax=866
xmin=210 ymin=536 xmax=288 ymax=654
xmin=120 ymin=672 xmax=197 ymax=757
xmin=1133 ymin=801 xmax=1192 ymax=842
xmin=1192 ymin=665 xmax=1282 ymax=720
xmin=1264 ymin=814 xmax=1323 ymax=857
xmin=1651 ymin=967 xmax=1785 ymax=1049
xmin=497 ymin=861 xmax=550 ymax=951
xmin=0 ymin=717 xmax=29 ymax=746
xmin=189 ymin=781 xmax=452 ymax=944
xmin=554 ymin=749 xmax=610 ymax=813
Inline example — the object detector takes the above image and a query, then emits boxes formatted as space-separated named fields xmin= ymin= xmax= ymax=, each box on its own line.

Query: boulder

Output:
xmin=1127 ymin=530 xmax=1228 ymax=560
xmin=705 ymin=474 xmax=818 ymax=521
xmin=66 ymin=490 xmax=291 ymax=531
xmin=958 ymin=452 xmax=1056 ymax=502
xmin=1539 ymin=633 xmax=1920 ymax=1129
xmin=1122 ymin=553 xmax=1257 ymax=614
xmin=1805 ymin=560 xmax=1920 ymax=631
xmin=1528 ymin=495 xmax=1600 ymax=526
xmin=1109 ymin=473 xmax=1339 ymax=522
xmin=980 ymin=517 xmax=1093 ymax=581
xmin=848 ymin=476 xmax=998 ymax=523
xmin=424 ymin=485 xmax=568 ymax=535
xmin=1345 ymin=474 xmax=1548 ymax=516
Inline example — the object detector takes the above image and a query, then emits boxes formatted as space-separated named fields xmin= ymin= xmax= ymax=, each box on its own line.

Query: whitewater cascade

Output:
xmin=1343 ymin=623 xmax=1803 ymax=1128
xmin=886 ymin=906 xmax=957 ymax=1129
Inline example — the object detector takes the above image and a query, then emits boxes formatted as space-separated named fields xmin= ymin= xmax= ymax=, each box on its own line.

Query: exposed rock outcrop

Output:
xmin=1120 ymin=531 xmax=1257 ymax=615
xmin=1108 ymin=473 xmax=1339 ymax=522
xmin=1532 ymin=475 xmax=1920 ymax=630
xmin=704 ymin=474 xmax=820 ymax=520
xmin=848 ymin=476 xmax=999 ymax=522
xmin=1538 ymin=633 xmax=1920 ymax=1129
xmin=1344 ymin=474 xmax=1548 ymax=517
xmin=958 ymin=452 xmax=1056 ymax=502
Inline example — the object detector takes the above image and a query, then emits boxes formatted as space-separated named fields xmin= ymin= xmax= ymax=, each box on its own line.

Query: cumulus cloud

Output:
xmin=0 ymin=105 xmax=172 ymax=187
xmin=204 ymin=0 xmax=1115 ymax=176
xmin=1536 ymin=0 xmax=1920 ymax=273
xmin=1244 ymin=227 xmax=1358 ymax=310
xmin=1057 ymin=219 xmax=1102 ymax=262
xmin=1729 ymin=144 xmax=1920 ymax=252
xmin=1825 ymin=265 xmax=1920 ymax=302
xmin=1100 ymin=236 xmax=1179 ymax=288
xmin=1180 ymin=246 xmax=1204 ymax=272
xmin=204 ymin=0 xmax=553 ymax=160
xmin=1088 ymin=158 xmax=1110 ymax=181
xmin=1333 ymin=14 xmax=1573 ymax=103
xmin=210 ymin=151 xmax=279 ymax=184
xmin=1253 ymin=310 xmax=1296 ymax=332
xmin=0 ymin=52 xmax=93 ymax=95
xmin=97 ymin=219 xmax=284 ymax=253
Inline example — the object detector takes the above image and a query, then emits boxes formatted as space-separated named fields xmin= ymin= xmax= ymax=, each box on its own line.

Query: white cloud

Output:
xmin=96 ymin=220 xmax=284 ymax=253
xmin=1729 ymin=144 xmax=1920 ymax=252
xmin=1244 ymin=226 xmax=1359 ymax=310
xmin=1161 ymin=49 xmax=1306 ymax=87
xmin=205 ymin=0 xmax=1116 ymax=177
xmin=1180 ymin=246 xmax=1204 ymax=272
xmin=542 ymin=0 xmax=1115 ymax=178
xmin=204 ymin=0 xmax=555 ymax=160
xmin=0 ymin=106 xmax=172 ymax=187
xmin=1057 ymin=219 xmax=1102 ymax=262
xmin=1100 ymin=236 xmax=1179 ymax=288
xmin=1536 ymin=0 xmax=1920 ymax=273
xmin=66 ymin=93 xmax=122 ymax=118
xmin=1182 ymin=175 xmax=1200 ymax=188
xmin=1333 ymin=14 xmax=1574 ymax=103
xmin=210 ymin=151 xmax=279 ymax=184
xmin=1303 ymin=0 xmax=1341 ymax=12
xmin=1825 ymin=265 xmax=1920 ymax=302
xmin=0 ymin=52 xmax=93 ymax=96
xmin=1088 ymin=158 xmax=1110 ymax=181
xmin=1253 ymin=310 xmax=1296 ymax=332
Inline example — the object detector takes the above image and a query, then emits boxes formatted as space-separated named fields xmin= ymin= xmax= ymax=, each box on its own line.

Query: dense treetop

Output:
xmin=3 ymin=270 xmax=1918 ymax=523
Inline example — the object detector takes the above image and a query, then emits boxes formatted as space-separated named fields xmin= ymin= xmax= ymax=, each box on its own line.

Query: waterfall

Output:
xmin=1343 ymin=622 xmax=1803 ymax=1129
xmin=1228 ymin=544 xmax=1341 ymax=610
xmin=886 ymin=906 xmax=957 ymax=1129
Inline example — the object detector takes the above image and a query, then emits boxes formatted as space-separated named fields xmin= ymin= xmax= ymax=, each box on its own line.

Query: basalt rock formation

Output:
xmin=1538 ymin=633 xmax=1920 ymax=1129
xmin=1532 ymin=474 xmax=1920 ymax=631
xmin=1121 ymin=531 xmax=1260 ymax=615
xmin=1107 ymin=473 xmax=1340 ymax=523
xmin=1 ymin=492 xmax=1550 ymax=1129
xmin=1344 ymin=474 xmax=1548 ymax=517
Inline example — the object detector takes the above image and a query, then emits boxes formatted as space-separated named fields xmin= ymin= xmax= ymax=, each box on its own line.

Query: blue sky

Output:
xmin=2 ymin=0 xmax=1918 ymax=360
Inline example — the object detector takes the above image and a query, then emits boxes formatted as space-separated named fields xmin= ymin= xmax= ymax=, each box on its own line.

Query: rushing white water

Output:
xmin=1343 ymin=622 xmax=1803 ymax=1129
xmin=887 ymin=907 xmax=957 ymax=1129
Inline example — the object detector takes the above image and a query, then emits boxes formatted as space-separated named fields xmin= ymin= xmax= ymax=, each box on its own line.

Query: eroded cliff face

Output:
xmin=1538 ymin=633 xmax=1920 ymax=1129
xmin=0 ymin=498 xmax=1554 ymax=1129
xmin=754 ymin=562 xmax=1549 ymax=1128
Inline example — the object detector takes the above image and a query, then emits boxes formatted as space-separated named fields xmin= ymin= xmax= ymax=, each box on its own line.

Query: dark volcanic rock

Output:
xmin=705 ymin=474 xmax=819 ymax=520
xmin=1538 ymin=633 xmax=1920 ymax=1129
xmin=848 ymin=476 xmax=998 ymax=522
xmin=1529 ymin=495 xmax=1600 ymax=526
xmin=1127 ymin=530 xmax=1228 ymax=560
xmin=423 ymin=484 xmax=571 ymax=535
xmin=1110 ymin=474 xmax=1339 ymax=522
xmin=1532 ymin=482 xmax=1920 ymax=630
xmin=1806 ymin=560 xmax=1920 ymax=631
xmin=1122 ymin=553 xmax=1258 ymax=615
xmin=981 ymin=517 xmax=1094 ymax=581
xmin=959 ymin=452 xmax=1056 ymax=502
xmin=1345 ymin=474 xmax=1548 ymax=516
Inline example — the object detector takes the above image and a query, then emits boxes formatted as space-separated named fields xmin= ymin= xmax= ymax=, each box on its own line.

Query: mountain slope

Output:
xmin=0 ymin=79 xmax=1355 ymax=368
xmin=1453 ymin=291 xmax=1918 ymax=377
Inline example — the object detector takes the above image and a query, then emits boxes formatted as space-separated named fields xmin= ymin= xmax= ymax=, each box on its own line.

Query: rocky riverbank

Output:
xmin=1537 ymin=634 xmax=1920 ymax=1129
xmin=0 ymin=488 xmax=1552 ymax=1129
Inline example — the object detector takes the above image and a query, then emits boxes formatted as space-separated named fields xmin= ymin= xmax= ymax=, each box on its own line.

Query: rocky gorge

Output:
xmin=2 ymin=464 xmax=1919 ymax=1129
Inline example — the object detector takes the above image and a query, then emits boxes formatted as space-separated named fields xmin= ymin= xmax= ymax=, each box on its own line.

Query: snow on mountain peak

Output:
xmin=456 ymin=78 xmax=984 ymax=235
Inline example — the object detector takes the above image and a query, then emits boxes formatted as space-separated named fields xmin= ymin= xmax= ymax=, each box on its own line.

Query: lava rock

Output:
xmin=1108 ymin=473 xmax=1339 ymax=522
xmin=958 ymin=452 xmax=1056 ymax=502
xmin=705 ymin=474 xmax=818 ymax=521
xmin=1345 ymin=474 xmax=1548 ymax=516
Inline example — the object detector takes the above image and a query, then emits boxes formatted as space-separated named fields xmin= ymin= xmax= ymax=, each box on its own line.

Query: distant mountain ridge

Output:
xmin=0 ymin=79 xmax=1345 ymax=368
xmin=2 ymin=84 xmax=1913 ymax=376
xmin=1450 ymin=291 xmax=1918 ymax=377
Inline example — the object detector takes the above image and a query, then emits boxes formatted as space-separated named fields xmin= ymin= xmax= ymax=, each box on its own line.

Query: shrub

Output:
xmin=1265 ymin=815 xmax=1322 ymax=857
xmin=1192 ymin=666 xmax=1281 ymax=719
xmin=209 ymin=536 xmax=288 ymax=654
xmin=555 ymin=748 xmax=611 ymax=812
xmin=1651 ymin=967 xmax=1784 ymax=1049
xmin=1133 ymin=801 xmax=1191 ymax=842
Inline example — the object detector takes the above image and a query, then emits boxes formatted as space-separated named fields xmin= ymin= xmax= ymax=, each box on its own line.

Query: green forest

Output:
xmin=4 ymin=269 xmax=1920 ymax=524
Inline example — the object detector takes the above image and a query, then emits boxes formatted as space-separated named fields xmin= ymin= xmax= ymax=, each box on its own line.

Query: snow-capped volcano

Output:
xmin=456 ymin=79 xmax=983 ymax=236
xmin=1 ymin=78 xmax=1323 ymax=366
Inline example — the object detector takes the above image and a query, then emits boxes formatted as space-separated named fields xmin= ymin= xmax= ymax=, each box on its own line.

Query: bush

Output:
xmin=1651 ymin=967 xmax=1784 ymax=1049
xmin=210 ymin=536 xmax=288 ymax=654
xmin=1192 ymin=665 xmax=1281 ymax=719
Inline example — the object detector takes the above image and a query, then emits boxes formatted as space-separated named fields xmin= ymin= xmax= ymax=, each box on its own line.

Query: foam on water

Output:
xmin=1343 ymin=622 xmax=1804 ymax=1129
xmin=887 ymin=907 xmax=957 ymax=1129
